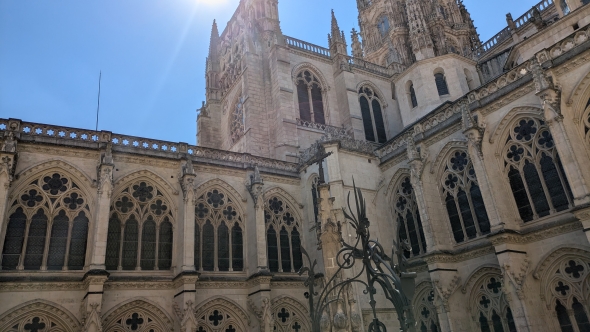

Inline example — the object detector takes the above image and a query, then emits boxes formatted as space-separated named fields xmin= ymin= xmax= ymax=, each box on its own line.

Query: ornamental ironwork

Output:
xmin=299 ymin=180 xmax=417 ymax=332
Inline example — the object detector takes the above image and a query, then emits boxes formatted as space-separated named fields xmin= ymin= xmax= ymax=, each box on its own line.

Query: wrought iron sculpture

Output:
xmin=299 ymin=180 xmax=417 ymax=332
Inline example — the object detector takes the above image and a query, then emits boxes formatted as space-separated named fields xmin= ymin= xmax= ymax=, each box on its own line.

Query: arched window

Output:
xmin=538 ymin=256 xmax=590 ymax=332
xmin=377 ymin=16 xmax=390 ymax=37
xmin=393 ymin=177 xmax=427 ymax=258
xmin=230 ymin=95 xmax=245 ymax=146
xmin=359 ymin=86 xmax=387 ymax=143
xmin=296 ymin=70 xmax=325 ymax=124
xmin=472 ymin=275 xmax=516 ymax=332
xmin=408 ymin=82 xmax=418 ymax=108
xmin=434 ymin=72 xmax=449 ymax=96
xmin=194 ymin=188 xmax=244 ymax=272
xmin=415 ymin=288 xmax=441 ymax=332
xmin=503 ymin=117 xmax=573 ymax=222
xmin=583 ymin=98 xmax=590 ymax=148
xmin=441 ymin=150 xmax=491 ymax=243
xmin=265 ymin=196 xmax=303 ymax=273
xmin=105 ymin=180 xmax=174 ymax=271
xmin=1 ymin=171 xmax=90 ymax=271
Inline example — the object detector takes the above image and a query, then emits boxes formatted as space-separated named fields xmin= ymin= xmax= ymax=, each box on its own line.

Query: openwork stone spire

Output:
xmin=328 ymin=10 xmax=347 ymax=56
xmin=351 ymin=28 xmax=363 ymax=59
xmin=406 ymin=0 xmax=434 ymax=60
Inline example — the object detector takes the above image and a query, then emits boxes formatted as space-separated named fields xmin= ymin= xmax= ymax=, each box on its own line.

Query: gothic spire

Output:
xmin=331 ymin=9 xmax=340 ymax=39
xmin=208 ymin=19 xmax=219 ymax=57
xmin=328 ymin=10 xmax=347 ymax=55
xmin=406 ymin=0 xmax=434 ymax=60
xmin=351 ymin=28 xmax=363 ymax=59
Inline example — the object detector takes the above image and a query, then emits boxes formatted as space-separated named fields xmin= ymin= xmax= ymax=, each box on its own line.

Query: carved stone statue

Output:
xmin=1 ymin=132 xmax=16 ymax=153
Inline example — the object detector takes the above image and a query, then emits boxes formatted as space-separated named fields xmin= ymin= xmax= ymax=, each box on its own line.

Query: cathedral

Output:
xmin=1 ymin=0 xmax=590 ymax=330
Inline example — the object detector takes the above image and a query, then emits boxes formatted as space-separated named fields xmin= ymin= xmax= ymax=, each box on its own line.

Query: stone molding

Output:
xmin=0 ymin=282 xmax=85 ymax=291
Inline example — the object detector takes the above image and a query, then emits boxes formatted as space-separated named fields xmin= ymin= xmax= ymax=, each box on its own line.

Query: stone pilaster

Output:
xmin=88 ymin=133 xmax=114 ymax=271
xmin=406 ymin=137 xmax=436 ymax=250
xmin=247 ymin=275 xmax=273 ymax=332
xmin=173 ymin=271 xmax=200 ymax=332
xmin=429 ymin=271 xmax=461 ymax=332
xmin=533 ymin=57 xmax=590 ymax=206
xmin=81 ymin=270 xmax=109 ymax=332
xmin=179 ymin=148 xmax=197 ymax=272
xmin=0 ymin=126 xmax=18 ymax=268
xmin=490 ymin=233 xmax=533 ymax=332
xmin=573 ymin=206 xmax=590 ymax=244
xmin=247 ymin=166 xmax=267 ymax=271
xmin=461 ymin=103 xmax=518 ymax=231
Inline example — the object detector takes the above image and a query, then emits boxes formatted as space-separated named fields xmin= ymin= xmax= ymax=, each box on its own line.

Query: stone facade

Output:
xmin=2 ymin=0 xmax=590 ymax=331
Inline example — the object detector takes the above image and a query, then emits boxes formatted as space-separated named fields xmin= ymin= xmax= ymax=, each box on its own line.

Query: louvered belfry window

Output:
xmin=265 ymin=196 xmax=303 ymax=273
xmin=105 ymin=180 xmax=174 ymax=270
xmin=1 ymin=172 xmax=91 ymax=271
xmin=441 ymin=150 xmax=491 ymax=243
xmin=194 ymin=188 xmax=244 ymax=272
xmin=296 ymin=70 xmax=326 ymax=124
xmin=503 ymin=117 xmax=572 ymax=222
xmin=393 ymin=177 xmax=427 ymax=258
xmin=359 ymin=86 xmax=387 ymax=143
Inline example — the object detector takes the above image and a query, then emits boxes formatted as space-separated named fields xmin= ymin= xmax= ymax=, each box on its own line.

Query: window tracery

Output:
xmin=503 ymin=117 xmax=573 ymax=222
xmin=358 ymin=85 xmax=387 ymax=143
xmin=230 ymin=96 xmax=245 ymax=146
xmin=415 ymin=288 xmax=440 ymax=332
xmin=441 ymin=150 xmax=491 ymax=243
xmin=196 ymin=308 xmax=244 ymax=332
xmin=105 ymin=180 xmax=174 ymax=271
xmin=472 ymin=276 xmax=517 ymax=332
xmin=271 ymin=297 xmax=311 ymax=332
xmin=393 ymin=176 xmax=427 ymax=258
xmin=295 ymin=70 xmax=325 ymax=125
xmin=102 ymin=300 xmax=173 ymax=332
xmin=1 ymin=171 xmax=90 ymax=271
xmin=265 ymin=196 xmax=303 ymax=273
xmin=194 ymin=188 xmax=244 ymax=272
xmin=545 ymin=257 xmax=590 ymax=332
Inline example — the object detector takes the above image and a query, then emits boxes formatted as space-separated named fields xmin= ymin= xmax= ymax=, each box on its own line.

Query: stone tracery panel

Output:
xmin=392 ymin=176 xmax=426 ymax=258
xmin=0 ymin=300 xmax=80 ymax=332
xmin=271 ymin=296 xmax=311 ymax=332
xmin=194 ymin=187 xmax=244 ymax=272
xmin=264 ymin=194 xmax=303 ymax=273
xmin=468 ymin=272 xmax=516 ymax=332
xmin=102 ymin=299 xmax=173 ymax=332
xmin=413 ymin=283 xmax=440 ymax=332
xmin=105 ymin=179 xmax=174 ymax=271
xmin=502 ymin=116 xmax=573 ymax=222
xmin=194 ymin=298 xmax=249 ymax=332
xmin=1 ymin=171 xmax=91 ymax=271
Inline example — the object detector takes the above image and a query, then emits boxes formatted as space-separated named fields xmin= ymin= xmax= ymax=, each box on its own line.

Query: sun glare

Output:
xmin=196 ymin=0 xmax=229 ymax=6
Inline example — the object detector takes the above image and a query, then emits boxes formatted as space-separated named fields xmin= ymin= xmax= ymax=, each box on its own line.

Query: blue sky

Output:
xmin=0 ymin=0 xmax=540 ymax=144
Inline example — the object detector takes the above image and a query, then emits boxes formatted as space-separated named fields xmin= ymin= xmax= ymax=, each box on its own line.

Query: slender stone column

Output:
xmin=178 ymin=150 xmax=197 ymax=272
xmin=88 ymin=133 xmax=114 ymax=271
xmin=247 ymin=166 xmax=267 ymax=270
xmin=533 ymin=57 xmax=590 ymax=206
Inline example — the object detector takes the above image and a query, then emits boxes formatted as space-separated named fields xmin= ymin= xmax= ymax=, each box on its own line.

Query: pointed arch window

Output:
xmin=393 ymin=177 xmax=427 ymax=258
xmin=472 ymin=276 xmax=516 ymax=332
xmin=1 ymin=172 xmax=90 ymax=271
xmin=194 ymin=188 xmax=244 ymax=272
xmin=105 ymin=180 xmax=174 ymax=271
xmin=441 ymin=150 xmax=491 ymax=243
xmin=265 ymin=196 xmax=303 ymax=273
xmin=503 ymin=117 xmax=573 ymax=222
xmin=544 ymin=257 xmax=590 ymax=332
xmin=296 ymin=70 xmax=325 ymax=124
xmin=359 ymin=86 xmax=387 ymax=143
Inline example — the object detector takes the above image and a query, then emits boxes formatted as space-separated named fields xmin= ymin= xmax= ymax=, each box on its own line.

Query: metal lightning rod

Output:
xmin=95 ymin=71 xmax=102 ymax=132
